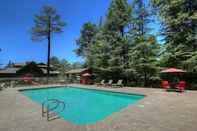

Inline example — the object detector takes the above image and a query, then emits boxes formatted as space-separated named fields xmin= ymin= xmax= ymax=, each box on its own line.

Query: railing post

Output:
xmin=47 ymin=104 xmax=49 ymax=121
xmin=42 ymin=102 xmax=44 ymax=117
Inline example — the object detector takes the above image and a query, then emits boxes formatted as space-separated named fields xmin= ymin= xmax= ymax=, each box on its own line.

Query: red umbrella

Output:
xmin=161 ymin=68 xmax=187 ymax=90
xmin=161 ymin=68 xmax=186 ymax=73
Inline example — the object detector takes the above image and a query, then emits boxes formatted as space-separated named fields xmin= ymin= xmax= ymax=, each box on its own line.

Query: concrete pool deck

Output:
xmin=0 ymin=84 xmax=197 ymax=131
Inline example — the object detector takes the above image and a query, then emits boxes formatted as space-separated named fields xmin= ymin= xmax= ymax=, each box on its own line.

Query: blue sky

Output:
xmin=0 ymin=0 xmax=161 ymax=67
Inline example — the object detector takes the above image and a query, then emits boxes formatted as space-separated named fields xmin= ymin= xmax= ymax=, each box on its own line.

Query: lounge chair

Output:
xmin=0 ymin=83 xmax=6 ymax=90
xmin=60 ymin=80 xmax=66 ymax=84
xmin=96 ymin=80 xmax=105 ymax=86
xmin=112 ymin=80 xmax=123 ymax=88
xmin=10 ymin=81 xmax=17 ymax=88
xmin=105 ymin=80 xmax=113 ymax=87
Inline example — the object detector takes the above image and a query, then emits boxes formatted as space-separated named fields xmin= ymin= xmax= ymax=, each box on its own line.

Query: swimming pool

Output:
xmin=21 ymin=87 xmax=144 ymax=125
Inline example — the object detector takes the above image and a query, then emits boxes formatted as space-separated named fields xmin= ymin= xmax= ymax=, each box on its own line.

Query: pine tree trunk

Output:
xmin=144 ymin=70 xmax=147 ymax=87
xmin=120 ymin=27 xmax=128 ymax=69
xmin=47 ymin=34 xmax=51 ymax=79
xmin=47 ymin=19 xmax=51 ymax=80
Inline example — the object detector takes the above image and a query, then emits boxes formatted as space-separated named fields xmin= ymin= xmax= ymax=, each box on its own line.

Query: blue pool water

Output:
xmin=21 ymin=87 xmax=144 ymax=125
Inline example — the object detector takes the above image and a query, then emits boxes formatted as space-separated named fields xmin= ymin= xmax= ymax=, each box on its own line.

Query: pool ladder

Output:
xmin=42 ymin=99 xmax=65 ymax=121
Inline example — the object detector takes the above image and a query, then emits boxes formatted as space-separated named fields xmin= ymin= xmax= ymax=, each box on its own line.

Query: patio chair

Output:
xmin=96 ymin=80 xmax=105 ymax=86
xmin=59 ymin=79 xmax=67 ymax=84
xmin=10 ymin=81 xmax=17 ymax=88
xmin=112 ymin=80 xmax=123 ymax=88
xmin=105 ymin=80 xmax=113 ymax=87
xmin=0 ymin=83 xmax=6 ymax=90
xmin=161 ymin=80 xmax=170 ymax=89
xmin=176 ymin=81 xmax=186 ymax=92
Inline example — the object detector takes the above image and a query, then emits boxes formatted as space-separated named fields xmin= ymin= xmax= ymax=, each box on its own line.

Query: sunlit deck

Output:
xmin=0 ymin=84 xmax=197 ymax=131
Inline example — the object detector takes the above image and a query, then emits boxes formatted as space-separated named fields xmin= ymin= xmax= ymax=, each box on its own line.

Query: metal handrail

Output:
xmin=42 ymin=99 xmax=66 ymax=121
xmin=42 ymin=99 xmax=59 ymax=117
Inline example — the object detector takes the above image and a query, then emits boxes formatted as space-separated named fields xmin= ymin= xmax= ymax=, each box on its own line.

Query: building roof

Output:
xmin=41 ymin=68 xmax=60 ymax=74
xmin=37 ymin=64 xmax=54 ymax=68
xmin=0 ymin=68 xmax=19 ymax=74
xmin=65 ymin=68 xmax=89 ymax=74
xmin=0 ymin=62 xmax=59 ymax=75
xmin=12 ymin=62 xmax=54 ymax=68
xmin=12 ymin=62 xmax=30 ymax=67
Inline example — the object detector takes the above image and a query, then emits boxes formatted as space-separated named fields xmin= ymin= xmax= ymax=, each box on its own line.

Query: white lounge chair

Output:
xmin=112 ymin=80 xmax=123 ymax=88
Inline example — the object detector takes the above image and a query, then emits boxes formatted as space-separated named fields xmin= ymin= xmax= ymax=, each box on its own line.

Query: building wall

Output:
xmin=65 ymin=69 xmax=93 ymax=84
xmin=80 ymin=69 xmax=93 ymax=84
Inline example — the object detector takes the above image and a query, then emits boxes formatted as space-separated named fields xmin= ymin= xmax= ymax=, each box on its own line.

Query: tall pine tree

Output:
xmin=94 ymin=0 xmax=132 ymax=80
xmin=75 ymin=22 xmax=98 ymax=58
xmin=152 ymin=0 xmax=197 ymax=70
xmin=128 ymin=0 xmax=159 ymax=86
xmin=31 ymin=6 xmax=65 ymax=78
xmin=76 ymin=0 xmax=132 ymax=80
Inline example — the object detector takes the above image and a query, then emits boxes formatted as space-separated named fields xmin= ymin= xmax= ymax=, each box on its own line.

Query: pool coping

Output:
xmin=18 ymin=84 xmax=146 ymax=97
xmin=18 ymin=85 xmax=66 ymax=91
xmin=70 ymin=86 xmax=146 ymax=97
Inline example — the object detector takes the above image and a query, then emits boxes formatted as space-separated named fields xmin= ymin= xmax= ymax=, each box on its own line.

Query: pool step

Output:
xmin=42 ymin=99 xmax=65 ymax=121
